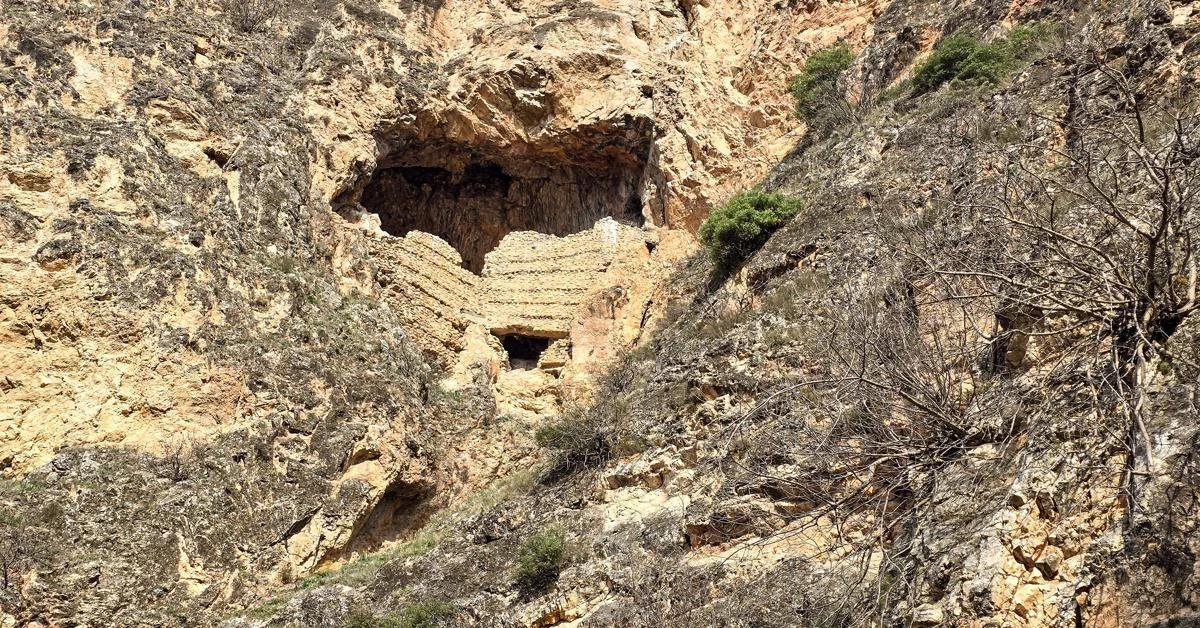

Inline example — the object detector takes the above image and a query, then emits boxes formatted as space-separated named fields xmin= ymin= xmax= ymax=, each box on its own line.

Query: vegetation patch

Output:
xmin=912 ymin=24 xmax=1055 ymax=94
xmin=222 ymin=0 xmax=280 ymax=33
xmin=345 ymin=601 xmax=458 ymax=628
xmin=536 ymin=411 xmax=615 ymax=480
xmin=514 ymin=525 xmax=568 ymax=593
xmin=699 ymin=190 xmax=803 ymax=279
xmin=789 ymin=43 xmax=855 ymax=130
xmin=394 ymin=600 xmax=458 ymax=628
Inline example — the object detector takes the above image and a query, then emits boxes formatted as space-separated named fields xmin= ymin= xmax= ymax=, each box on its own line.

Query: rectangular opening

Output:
xmin=501 ymin=334 xmax=551 ymax=370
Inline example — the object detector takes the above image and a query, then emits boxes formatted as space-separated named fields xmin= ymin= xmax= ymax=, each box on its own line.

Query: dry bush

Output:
xmin=714 ymin=64 xmax=1200 ymax=622
xmin=693 ymin=263 xmax=1032 ymax=624
xmin=223 ymin=0 xmax=281 ymax=33
xmin=918 ymin=70 xmax=1200 ymax=513
xmin=535 ymin=411 xmax=613 ymax=482
xmin=0 ymin=513 xmax=51 ymax=594
xmin=156 ymin=437 xmax=206 ymax=482
xmin=536 ymin=353 xmax=644 ymax=483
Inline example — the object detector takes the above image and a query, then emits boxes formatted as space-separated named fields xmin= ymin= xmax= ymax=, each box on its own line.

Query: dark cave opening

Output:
xmin=502 ymin=334 xmax=551 ymax=370
xmin=325 ymin=478 xmax=435 ymax=565
xmin=351 ymin=147 xmax=648 ymax=274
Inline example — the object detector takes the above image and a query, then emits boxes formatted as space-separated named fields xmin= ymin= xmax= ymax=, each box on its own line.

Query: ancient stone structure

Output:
xmin=358 ymin=210 xmax=659 ymax=415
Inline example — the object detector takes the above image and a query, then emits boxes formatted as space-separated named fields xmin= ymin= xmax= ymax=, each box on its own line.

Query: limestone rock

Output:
xmin=3 ymin=0 xmax=1199 ymax=626
xmin=911 ymin=604 xmax=945 ymax=626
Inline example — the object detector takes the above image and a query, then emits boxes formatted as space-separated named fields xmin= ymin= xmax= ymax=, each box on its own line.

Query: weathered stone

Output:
xmin=3 ymin=1 xmax=1199 ymax=627
xmin=1036 ymin=546 xmax=1065 ymax=579
xmin=911 ymin=603 xmax=945 ymax=626
xmin=33 ymin=238 xmax=81 ymax=271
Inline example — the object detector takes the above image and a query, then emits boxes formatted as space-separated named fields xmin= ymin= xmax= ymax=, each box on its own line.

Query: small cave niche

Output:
xmin=345 ymin=141 xmax=649 ymax=274
xmin=501 ymin=334 xmax=551 ymax=370
xmin=332 ymin=479 xmax=435 ymax=562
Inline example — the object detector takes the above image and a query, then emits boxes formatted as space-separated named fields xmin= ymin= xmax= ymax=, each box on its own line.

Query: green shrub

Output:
xmin=698 ymin=190 xmax=803 ymax=277
xmin=912 ymin=34 xmax=984 ymax=94
xmin=1005 ymin=23 xmax=1060 ymax=59
xmin=515 ymin=526 xmax=567 ymax=593
xmin=912 ymin=25 xmax=1055 ymax=94
xmin=789 ymin=44 xmax=855 ymax=124
xmin=952 ymin=39 xmax=1016 ymax=85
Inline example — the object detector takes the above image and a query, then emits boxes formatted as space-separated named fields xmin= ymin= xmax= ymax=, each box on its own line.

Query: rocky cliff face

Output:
xmin=2 ymin=0 xmax=1200 ymax=626
xmin=0 ymin=0 xmax=864 ymax=622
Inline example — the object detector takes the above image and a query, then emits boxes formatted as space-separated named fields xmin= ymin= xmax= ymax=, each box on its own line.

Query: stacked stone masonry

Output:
xmin=365 ymin=217 xmax=647 ymax=366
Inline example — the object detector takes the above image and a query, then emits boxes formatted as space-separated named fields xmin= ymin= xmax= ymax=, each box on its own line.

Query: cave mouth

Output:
xmin=325 ymin=478 xmax=435 ymax=565
xmin=352 ymin=146 xmax=647 ymax=274
xmin=502 ymin=334 xmax=551 ymax=370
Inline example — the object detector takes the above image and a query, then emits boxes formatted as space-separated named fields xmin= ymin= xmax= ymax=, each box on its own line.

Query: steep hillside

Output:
xmin=2 ymin=0 xmax=1199 ymax=626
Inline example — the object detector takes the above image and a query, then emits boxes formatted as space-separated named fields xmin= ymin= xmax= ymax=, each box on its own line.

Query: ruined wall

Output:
xmin=482 ymin=219 xmax=647 ymax=339
xmin=363 ymin=215 xmax=658 ymax=373
xmin=360 ymin=153 xmax=645 ymax=273
xmin=366 ymin=225 xmax=481 ymax=360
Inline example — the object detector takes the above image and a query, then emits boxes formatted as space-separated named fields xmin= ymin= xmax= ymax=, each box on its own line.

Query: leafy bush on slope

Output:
xmin=514 ymin=526 xmax=567 ymax=593
xmin=699 ymin=190 xmax=802 ymax=278
xmin=790 ymin=43 xmax=855 ymax=128
xmin=912 ymin=25 xmax=1055 ymax=94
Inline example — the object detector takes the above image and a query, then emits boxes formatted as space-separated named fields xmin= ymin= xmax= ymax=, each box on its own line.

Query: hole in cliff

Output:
xmin=346 ymin=141 xmax=649 ymax=274
xmin=502 ymin=334 xmax=550 ymax=370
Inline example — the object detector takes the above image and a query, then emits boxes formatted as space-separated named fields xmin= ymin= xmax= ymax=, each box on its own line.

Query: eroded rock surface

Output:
xmin=0 ymin=0 xmax=842 ymax=621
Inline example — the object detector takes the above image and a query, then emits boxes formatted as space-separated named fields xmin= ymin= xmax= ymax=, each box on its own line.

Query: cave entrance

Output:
xmin=324 ymin=478 xmax=435 ymax=565
xmin=501 ymin=334 xmax=551 ymax=370
xmin=349 ymin=142 xmax=648 ymax=274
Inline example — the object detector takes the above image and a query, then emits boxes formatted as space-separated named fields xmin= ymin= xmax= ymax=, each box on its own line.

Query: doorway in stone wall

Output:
xmin=500 ymin=334 xmax=551 ymax=370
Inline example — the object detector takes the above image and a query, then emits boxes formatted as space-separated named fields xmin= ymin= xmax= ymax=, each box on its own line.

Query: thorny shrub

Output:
xmin=222 ymin=0 xmax=280 ymax=33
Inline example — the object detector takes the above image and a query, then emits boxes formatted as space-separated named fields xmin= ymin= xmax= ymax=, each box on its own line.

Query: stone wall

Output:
xmin=482 ymin=218 xmax=646 ymax=339
xmin=367 ymin=227 xmax=480 ymax=361
xmin=363 ymin=217 xmax=653 ymax=370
